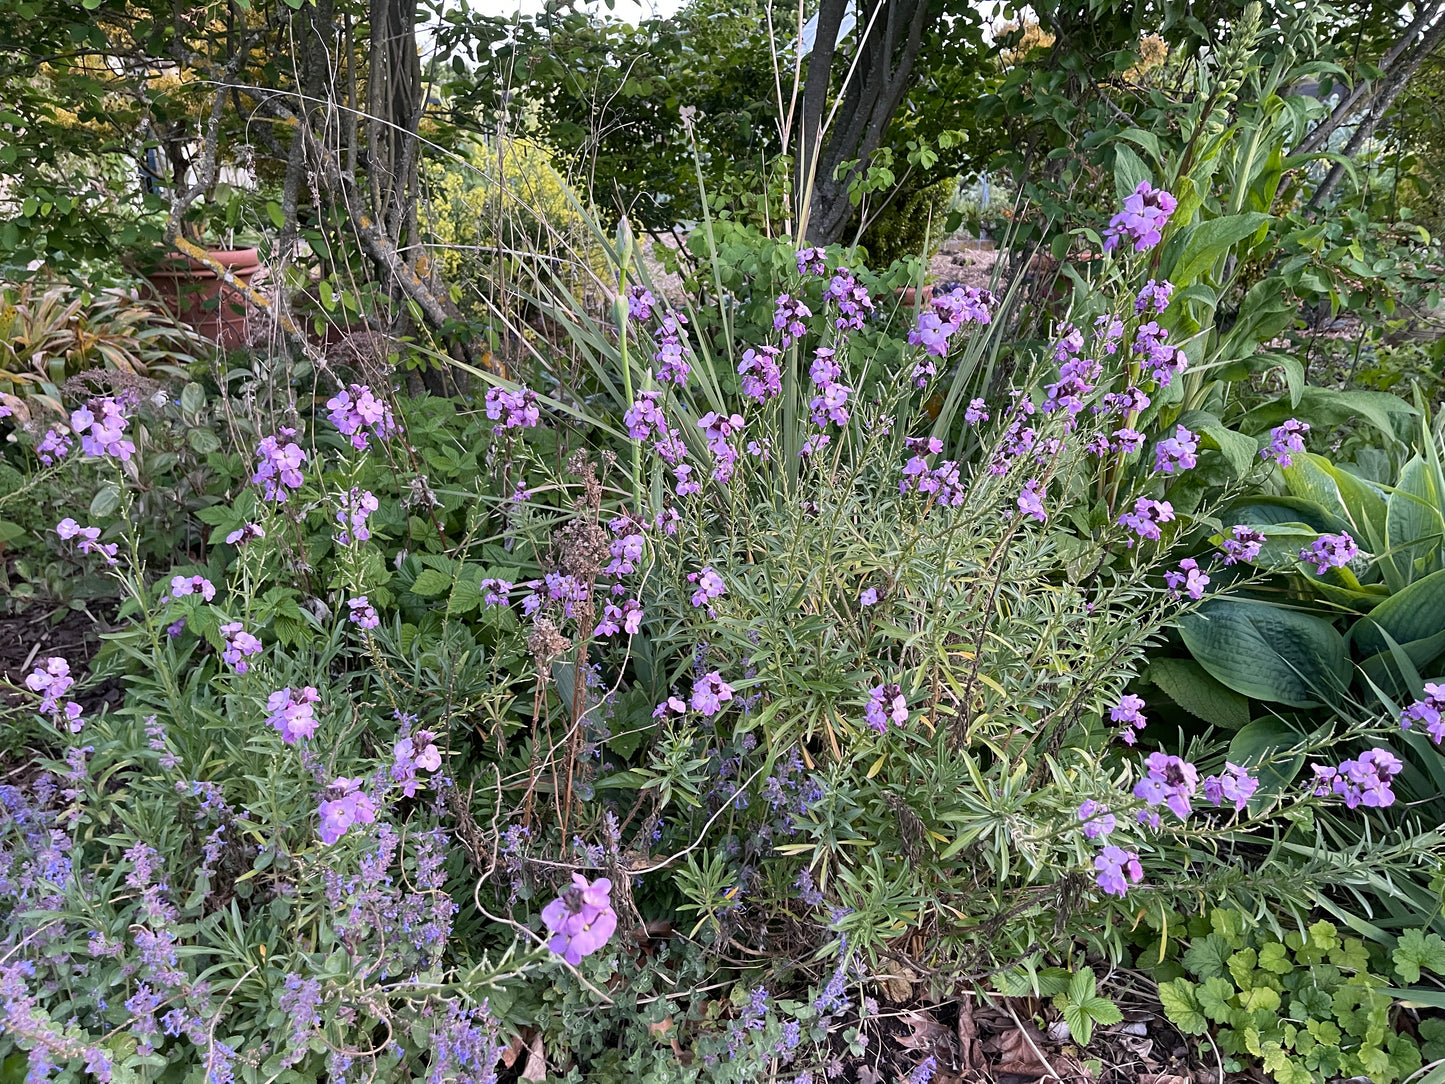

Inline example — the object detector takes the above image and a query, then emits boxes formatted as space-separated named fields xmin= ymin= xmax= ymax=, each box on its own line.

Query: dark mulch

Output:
xmin=0 ymin=599 xmax=122 ymax=715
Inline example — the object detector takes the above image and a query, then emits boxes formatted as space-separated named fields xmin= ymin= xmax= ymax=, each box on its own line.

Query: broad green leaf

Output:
xmin=1158 ymin=979 xmax=1209 ymax=1035
xmin=1352 ymin=568 xmax=1445 ymax=659
xmin=1393 ymin=929 xmax=1445 ymax=984
xmin=1281 ymin=454 xmax=1351 ymax=526
xmin=1228 ymin=718 xmax=1308 ymax=798
xmin=1113 ymin=143 xmax=1152 ymax=204
xmin=1199 ymin=425 xmax=1259 ymax=479
xmin=1182 ymin=933 xmax=1234 ymax=979
xmin=1165 ymin=212 xmax=1271 ymax=287
xmin=409 ymin=568 xmax=452 ymax=596
xmin=1198 ymin=977 xmax=1237 ymax=1023
xmin=1320 ymin=459 xmax=1388 ymax=555
xmin=1147 ymin=657 xmax=1251 ymax=729
xmin=1179 ymin=598 xmax=1347 ymax=707
xmin=1224 ymin=495 xmax=1350 ymax=535
xmin=1384 ymin=457 xmax=1445 ymax=588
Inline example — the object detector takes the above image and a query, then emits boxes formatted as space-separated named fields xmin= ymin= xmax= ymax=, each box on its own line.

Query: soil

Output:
xmin=0 ymin=598 xmax=122 ymax=716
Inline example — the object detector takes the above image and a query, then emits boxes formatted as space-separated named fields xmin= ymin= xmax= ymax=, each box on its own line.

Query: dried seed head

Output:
xmin=528 ymin=617 xmax=569 ymax=663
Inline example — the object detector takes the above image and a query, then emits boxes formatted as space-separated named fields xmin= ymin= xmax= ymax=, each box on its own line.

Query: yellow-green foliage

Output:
xmin=422 ymin=138 xmax=608 ymax=307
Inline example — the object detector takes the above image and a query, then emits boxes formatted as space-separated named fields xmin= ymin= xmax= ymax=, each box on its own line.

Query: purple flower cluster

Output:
xmin=688 ymin=566 xmax=726 ymax=610
xmin=865 ymin=684 xmax=908 ymax=733
xmin=253 ymin=428 xmax=308 ymax=502
xmin=1300 ymin=531 xmax=1357 ymax=574
xmin=825 ymin=269 xmax=876 ymax=332
xmin=266 ymin=686 xmax=320 ymax=743
xmin=1103 ymin=181 xmax=1177 ymax=252
xmin=1153 ymin=425 xmax=1198 ymax=474
xmin=1133 ymin=753 xmax=1198 ymax=818
xmin=1094 ymin=846 xmax=1144 ymax=897
xmin=55 ymin=518 xmax=117 ymax=565
xmin=690 ymin=671 xmax=736 ymax=717
xmin=774 ymin=294 xmax=812 ymax=347
xmin=24 ymin=657 xmax=84 ymax=732
xmin=1135 ymin=279 xmax=1174 ymax=314
xmin=1044 ymin=348 xmax=1103 ymax=417
xmin=654 ymin=312 xmax=691 ymax=386
xmin=318 ymin=776 xmax=378 ymax=844
xmin=36 ymin=426 xmax=72 ymax=465
xmin=1262 ymin=419 xmax=1310 ymax=468
xmin=1219 ymin=525 xmax=1266 ymax=565
xmin=542 ymin=874 xmax=618 ymax=964
xmin=348 ymin=596 xmax=380 ymax=629
xmin=326 ymin=384 xmax=396 ymax=450
xmin=1164 ymin=557 xmax=1210 ymax=600
xmin=169 ymin=574 xmax=216 ymax=602
xmin=1118 ymin=497 xmax=1174 ymax=544
xmin=484 ymin=386 xmax=541 ymax=433
xmin=71 ymin=395 xmax=136 ymax=460
xmin=964 ymin=398 xmax=989 ymax=424
xmin=1201 ymin=763 xmax=1259 ymax=811
xmin=1017 ymin=478 xmax=1047 ymax=522
xmin=225 ymin=522 xmax=265 ymax=546
xmin=394 ymin=728 xmax=442 ymax=796
xmin=1311 ymin=749 xmax=1401 ymax=809
xmin=907 ymin=286 xmax=995 ymax=360
xmin=595 ymin=598 xmax=643 ymax=637
xmin=797 ymin=246 xmax=828 ymax=276
xmin=738 ymin=346 xmax=783 ymax=403
xmin=219 ymin=621 xmax=262 ymax=673
xmin=336 ymin=487 xmax=380 ymax=545
xmin=1077 ymin=799 xmax=1116 ymax=839
xmin=1133 ymin=322 xmax=1189 ymax=387
xmin=805 ymin=346 xmax=854 ymax=429
xmin=627 ymin=284 xmax=655 ymax=321
xmin=899 ymin=437 xmax=966 ymax=508
xmin=1401 ymin=684 xmax=1445 ymax=743
xmin=1111 ymin=694 xmax=1147 ymax=745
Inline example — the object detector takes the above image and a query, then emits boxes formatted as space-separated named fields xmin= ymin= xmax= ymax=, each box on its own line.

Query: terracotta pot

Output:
xmin=144 ymin=247 xmax=262 ymax=348
xmin=895 ymin=285 xmax=934 ymax=307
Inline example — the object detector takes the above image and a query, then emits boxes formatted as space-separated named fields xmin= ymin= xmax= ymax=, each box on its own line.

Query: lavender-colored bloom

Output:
xmin=965 ymin=398 xmax=989 ymax=423
xmin=1219 ymin=525 xmax=1266 ymax=565
xmin=1117 ymin=497 xmax=1174 ymax=545
xmin=908 ymin=311 xmax=953 ymax=356
xmin=219 ymin=622 xmax=263 ymax=673
xmin=541 ymin=874 xmax=618 ymax=964
xmin=35 ymin=426 xmax=73 ymax=465
xmin=690 ymin=672 xmax=735 ymax=717
xmin=1300 ymin=531 xmax=1357 ymax=574
xmin=624 ymin=390 xmax=668 ymax=442
xmin=1400 ymin=682 xmax=1445 ymax=744
xmin=738 ymin=346 xmax=783 ymax=403
xmin=394 ymin=730 xmax=442 ymax=795
xmin=25 ymin=657 xmax=74 ymax=714
xmin=335 ymin=487 xmax=380 ymax=545
xmin=773 ymin=293 xmax=812 ymax=347
xmin=325 ymin=383 xmax=396 ymax=450
xmin=1201 ymin=762 xmax=1258 ymax=811
xmin=688 ymin=566 xmax=726 ymax=608
xmin=1114 ymin=427 xmax=1145 ymax=454
xmin=71 ymin=395 xmax=136 ymax=460
xmin=55 ymin=517 xmax=118 ymax=565
xmin=795 ymin=867 xmax=825 ymax=906
xmin=1103 ymin=181 xmax=1177 ymax=252
xmin=266 ymin=686 xmax=320 ymax=743
xmin=224 ymin=522 xmax=265 ymax=546
xmin=627 ymin=284 xmax=655 ymax=321
xmin=1262 ymin=419 xmax=1310 ymax=468
xmin=1310 ymin=749 xmax=1402 ymax=809
xmin=317 ymin=776 xmax=378 ymax=844
xmin=252 ymin=428 xmax=308 ymax=502
xmin=909 ymin=1056 xmax=938 ymax=1084
xmin=1134 ymin=752 xmax=1199 ymax=819
xmin=865 ymin=684 xmax=908 ymax=733
xmin=1134 ymin=322 xmax=1189 ymax=387
xmin=933 ymin=285 xmax=996 ymax=326
xmin=810 ymin=347 xmax=842 ymax=387
xmin=1077 ymin=799 xmax=1116 ymax=840
xmin=1153 ymin=425 xmax=1198 ymax=474
xmin=484 ymin=386 xmax=541 ymax=432
xmin=1111 ymin=693 xmax=1147 ymax=745
xmin=170 ymin=574 xmax=216 ymax=602
xmin=166 ymin=618 xmax=186 ymax=639
xmin=347 ymin=597 xmax=379 ymax=629
xmin=1135 ymin=279 xmax=1174 ymax=314
xmin=654 ymin=311 xmax=692 ymax=385
xmin=808 ymin=380 xmax=852 ymax=428
xmin=1164 ymin=557 xmax=1210 ymax=600
xmin=797 ymin=246 xmax=828 ymax=276
xmin=1094 ymin=313 xmax=1124 ymax=354
xmin=1018 ymin=478 xmax=1047 ymax=523
xmin=859 ymin=587 xmax=878 ymax=607
xmin=1094 ymin=845 xmax=1144 ymax=896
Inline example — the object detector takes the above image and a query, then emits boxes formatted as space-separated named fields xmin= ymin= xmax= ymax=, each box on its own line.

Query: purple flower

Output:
xmin=688 ymin=566 xmax=726 ymax=608
xmin=1077 ymin=800 xmax=1116 ymax=840
xmin=394 ymin=729 xmax=442 ymax=794
xmin=1134 ymin=322 xmax=1188 ymax=387
xmin=810 ymin=347 xmax=842 ymax=386
xmin=624 ymin=390 xmax=669 ymax=441
xmin=1111 ymin=694 xmax=1147 ymax=744
xmin=1262 ymin=419 xmax=1310 ymax=468
xmin=1133 ymin=752 xmax=1199 ymax=819
xmin=166 ymin=618 xmax=186 ymax=639
xmin=1095 ymin=313 xmax=1124 ymax=354
xmin=964 ymin=398 xmax=989 ymax=424
xmin=169 ymin=574 xmax=216 ymax=602
xmin=55 ymin=517 xmax=118 ymax=565
xmin=1135 ymin=279 xmax=1174 ymax=314
xmin=909 ymin=1056 xmax=938 ymax=1084
xmin=1117 ymin=497 xmax=1174 ymax=544
xmin=541 ymin=874 xmax=618 ymax=965
xmin=224 ymin=522 xmax=265 ymax=546
xmin=627 ymin=284 xmax=655 ymax=321
xmin=825 ymin=270 xmax=876 ymax=332
xmin=1201 ymin=762 xmax=1258 ymax=811
xmin=1401 ymin=682 xmax=1445 ymax=744
xmin=808 ymin=380 xmax=852 ymax=428
xmin=739 ymin=346 xmax=783 ymax=403
xmin=1219 ymin=525 xmax=1266 ymax=565
xmin=1300 ymin=532 xmax=1357 ymax=574
xmin=1114 ymin=427 xmax=1145 ymax=454
xmin=690 ymin=671 xmax=735 ymax=717
xmin=266 ymin=686 xmax=320 ymax=743
xmin=35 ymin=426 xmax=73 ymax=465
xmin=325 ymin=384 xmax=396 ymax=450
xmin=484 ymin=386 xmax=541 ymax=432
xmin=865 ymin=684 xmax=908 ymax=733
xmin=1311 ymin=749 xmax=1402 ymax=809
xmin=71 ymin=395 xmax=136 ymax=460
xmin=654 ymin=312 xmax=692 ymax=385
xmin=1018 ymin=479 xmax=1047 ymax=522
xmin=317 ymin=776 xmax=378 ymax=844
xmin=219 ymin=622 xmax=262 ymax=673
xmin=25 ymin=657 xmax=74 ymax=714
xmin=933 ymin=285 xmax=995 ymax=326
xmin=1153 ymin=425 xmax=1198 ymax=474
xmin=596 ymin=599 xmax=644 ymax=637
xmin=908 ymin=311 xmax=953 ymax=357
xmin=797 ymin=246 xmax=828 ymax=276
xmin=859 ymin=587 xmax=878 ymax=607
xmin=1164 ymin=557 xmax=1210 ymax=600
xmin=346 ymin=597 xmax=379 ymax=629
xmin=252 ymin=428 xmax=308 ymax=502
xmin=773 ymin=293 xmax=812 ymax=347
xmin=1103 ymin=181 xmax=1177 ymax=252
xmin=1094 ymin=845 xmax=1143 ymax=896
xmin=335 ymin=488 xmax=380 ymax=545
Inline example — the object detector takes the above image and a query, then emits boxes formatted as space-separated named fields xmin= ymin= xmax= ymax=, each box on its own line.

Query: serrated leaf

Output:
xmin=410 ymin=568 xmax=452 ymax=596
xmin=1259 ymin=942 xmax=1294 ymax=975
xmin=1393 ymin=929 xmax=1445 ymax=984
xmin=1183 ymin=933 xmax=1234 ymax=979
xmin=1198 ymin=977 xmax=1236 ymax=1023
xmin=1159 ymin=979 xmax=1209 ymax=1035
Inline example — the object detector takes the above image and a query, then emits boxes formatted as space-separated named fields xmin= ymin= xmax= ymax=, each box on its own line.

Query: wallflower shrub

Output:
xmin=6 ymin=182 xmax=1445 ymax=1083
